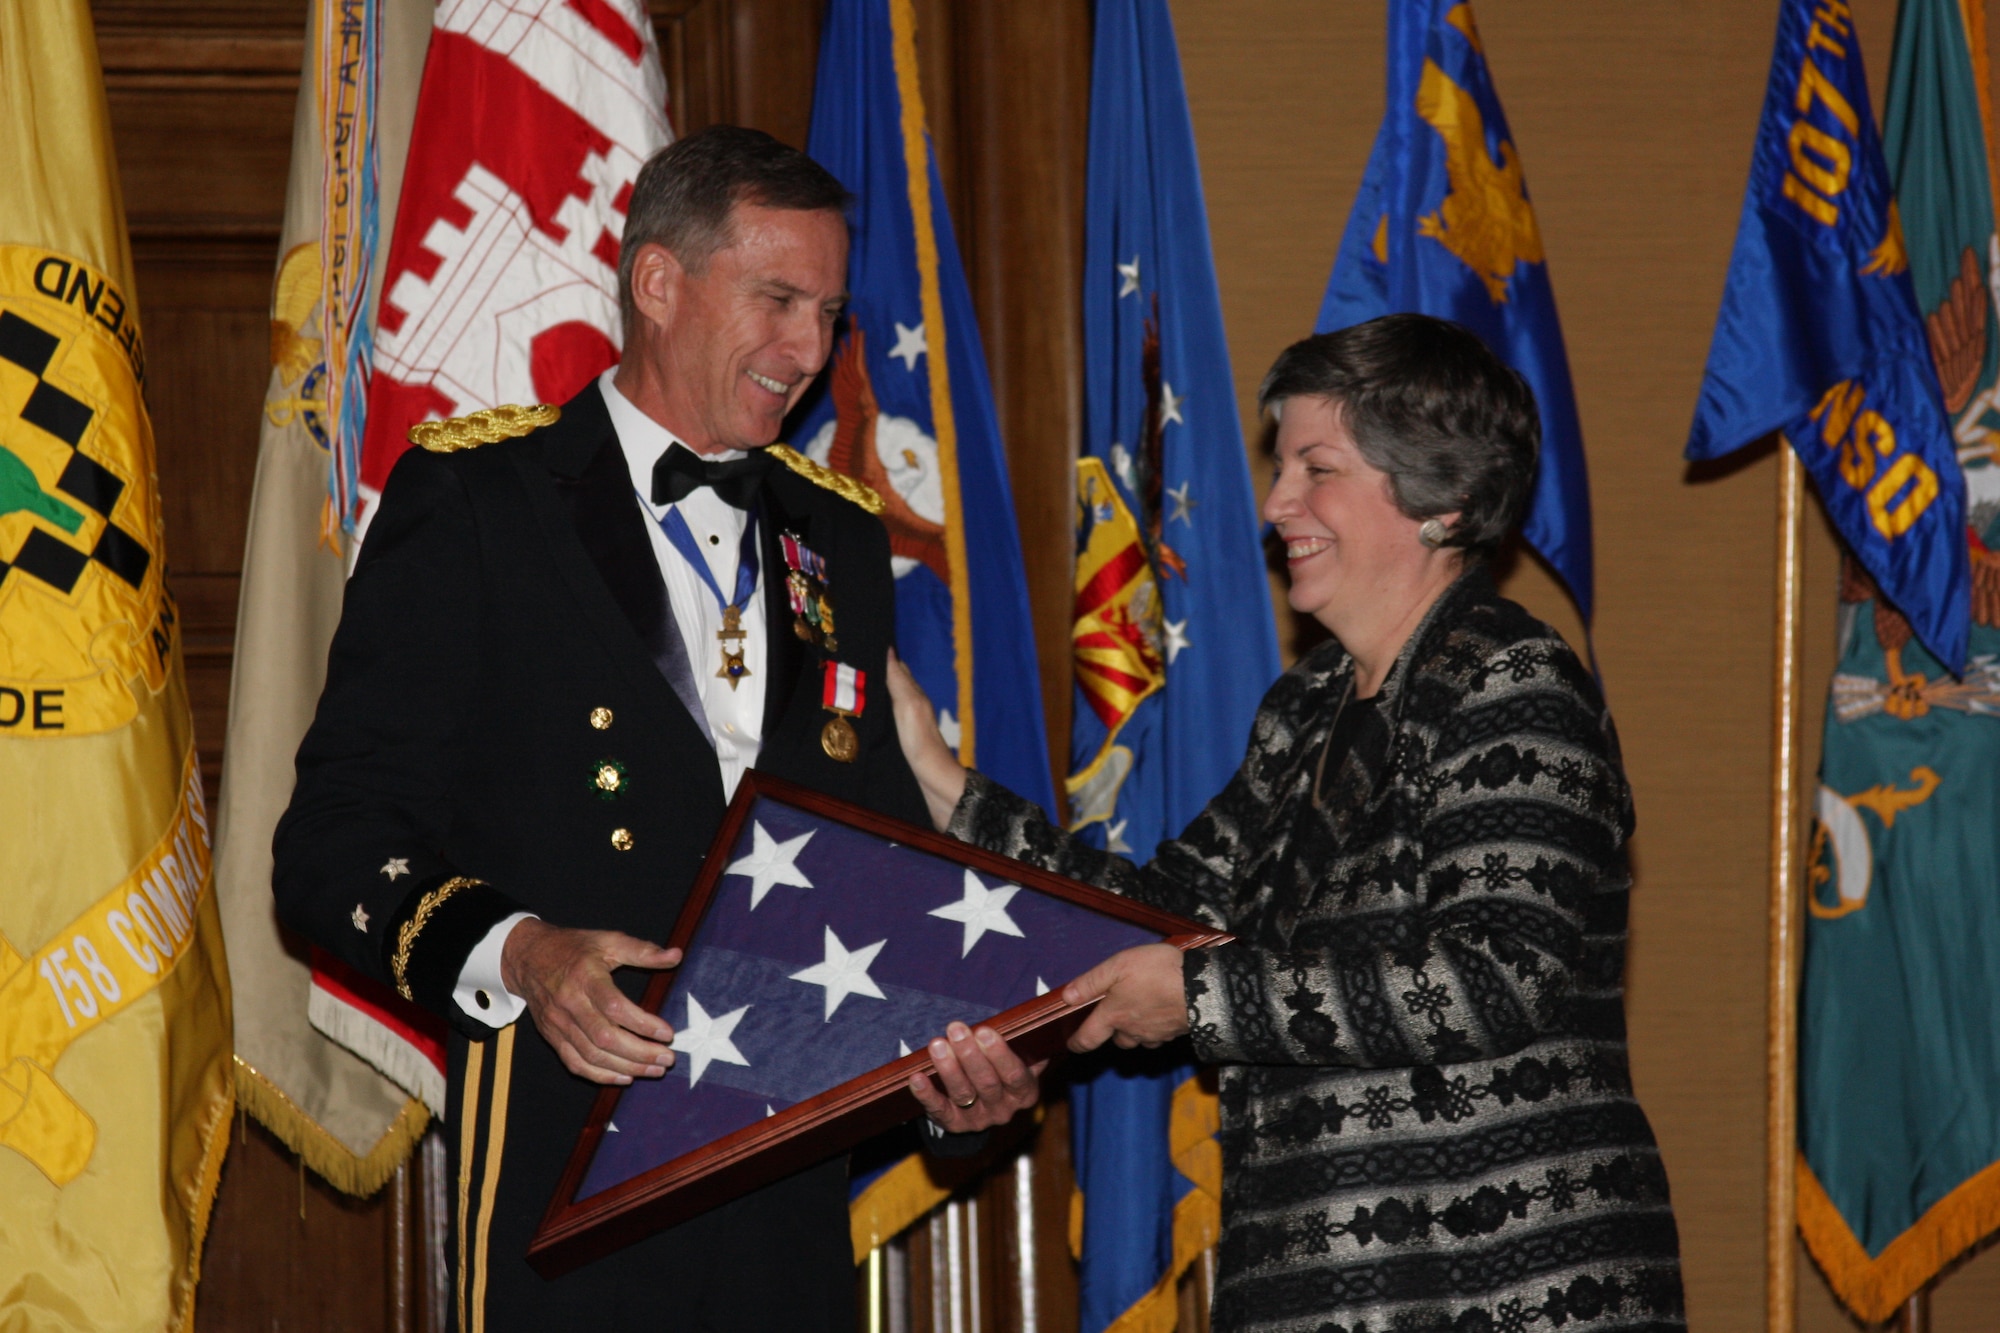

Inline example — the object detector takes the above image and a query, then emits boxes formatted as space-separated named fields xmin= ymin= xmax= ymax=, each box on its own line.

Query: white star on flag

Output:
xmin=1106 ymin=818 xmax=1134 ymax=853
xmin=929 ymin=870 xmax=1026 ymax=956
xmin=937 ymin=709 xmax=962 ymax=752
xmin=789 ymin=926 xmax=888 ymax=1020
xmin=1035 ymin=977 xmax=1050 ymax=996
xmin=1160 ymin=382 xmax=1185 ymax=427
xmin=889 ymin=320 xmax=927 ymax=370
xmin=1164 ymin=618 xmax=1191 ymax=665
xmin=1167 ymin=480 xmax=1196 ymax=525
xmin=380 ymin=857 xmax=409 ymax=880
xmin=898 ymin=1039 xmax=912 ymax=1057
xmin=726 ymin=822 xmax=815 ymax=908
xmin=1118 ymin=255 xmax=1141 ymax=297
xmin=673 ymin=993 xmax=751 ymax=1088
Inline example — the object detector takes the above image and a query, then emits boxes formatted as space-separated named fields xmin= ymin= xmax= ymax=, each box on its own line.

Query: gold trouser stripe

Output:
xmin=456 ymin=1038 xmax=486 ymax=1333
xmin=470 ymin=1026 xmax=516 ymax=1333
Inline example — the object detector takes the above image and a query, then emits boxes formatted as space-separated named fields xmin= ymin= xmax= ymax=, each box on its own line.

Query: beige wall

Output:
xmin=1173 ymin=1 xmax=2000 ymax=1327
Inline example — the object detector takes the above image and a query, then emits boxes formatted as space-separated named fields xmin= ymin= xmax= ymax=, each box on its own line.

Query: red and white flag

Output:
xmin=356 ymin=0 xmax=672 ymax=539
xmin=310 ymin=0 xmax=672 ymax=1111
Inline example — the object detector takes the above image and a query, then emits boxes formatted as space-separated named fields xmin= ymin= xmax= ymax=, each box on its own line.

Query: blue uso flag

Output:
xmin=1318 ymin=0 xmax=1593 ymax=619
xmin=1687 ymin=0 xmax=1969 ymax=669
xmin=1064 ymin=2 xmax=1278 ymax=1329
xmin=795 ymin=0 xmax=1055 ymax=1253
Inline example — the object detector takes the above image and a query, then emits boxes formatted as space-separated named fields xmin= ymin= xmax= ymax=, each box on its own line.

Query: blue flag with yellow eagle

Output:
xmin=1796 ymin=0 xmax=2000 ymax=1320
xmin=1686 ymin=0 xmax=1969 ymax=669
xmin=1065 ymin=2 xmax=1278 ymax=1329
xmin=1318 ymin=0 xmax=1593 ymax=619
xmin=795 ymin=0 xmax=1057 ymax=1259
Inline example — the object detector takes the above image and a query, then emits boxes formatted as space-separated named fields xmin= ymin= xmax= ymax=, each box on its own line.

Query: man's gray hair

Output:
xmin=1258 ymin=314 xmax=1540 ymax=559
xmin=618 ymin=125 xmax=852 ymax=333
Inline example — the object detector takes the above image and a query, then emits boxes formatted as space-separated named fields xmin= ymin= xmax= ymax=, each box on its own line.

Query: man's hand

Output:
xmin=907 ymin=1021 xmax=1045 ymax=1133
xmin=1062 ymin=943 xmax=1190 ymax=1053
xmin=500 ymin=918 xmax=681 ymax=1084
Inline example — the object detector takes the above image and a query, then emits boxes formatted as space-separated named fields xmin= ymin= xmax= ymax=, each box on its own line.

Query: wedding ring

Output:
xmin=954 ymin=1096 xmax=976 ymax=1109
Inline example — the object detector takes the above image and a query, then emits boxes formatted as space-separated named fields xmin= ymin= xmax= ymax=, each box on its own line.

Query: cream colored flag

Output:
xmin=212 ymin=0 xmax=437 ymax=1195
xmin=0 ymin=3 xmax=234 ymax=1329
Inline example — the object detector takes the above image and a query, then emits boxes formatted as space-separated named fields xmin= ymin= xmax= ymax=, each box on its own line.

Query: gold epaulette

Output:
xmin=409 ymin=403 xmax=561 ymax=453
xmin=767 ymin=444 xmax=886 ymax=515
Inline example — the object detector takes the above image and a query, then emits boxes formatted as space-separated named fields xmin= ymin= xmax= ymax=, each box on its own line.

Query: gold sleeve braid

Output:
xmin=409 ymin=403 xmax=560 ymax=453
xmin=391 ymin=876 xmax=486 ymax=1000
xmin=766 ymin=444 xmax=886 ymax=515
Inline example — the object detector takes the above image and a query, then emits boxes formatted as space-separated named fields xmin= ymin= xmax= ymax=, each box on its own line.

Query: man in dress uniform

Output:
xmin=273 ymin=126 xmax=1037 ymax=1332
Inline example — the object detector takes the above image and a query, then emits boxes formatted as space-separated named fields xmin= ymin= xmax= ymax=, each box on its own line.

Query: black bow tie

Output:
xmin=651 ymin=444 xmax=772 ymax=510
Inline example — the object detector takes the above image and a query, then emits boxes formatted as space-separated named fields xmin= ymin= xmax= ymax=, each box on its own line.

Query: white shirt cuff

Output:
xmin=453 ymin=912 xmax=535 ymax=1028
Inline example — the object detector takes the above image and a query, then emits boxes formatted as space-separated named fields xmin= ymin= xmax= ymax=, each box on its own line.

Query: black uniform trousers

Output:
xmin=274 ymin=383 xmax=932 ymax=1331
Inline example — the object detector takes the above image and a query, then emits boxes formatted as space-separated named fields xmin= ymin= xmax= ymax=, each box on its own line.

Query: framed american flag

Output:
xmin=527 ymin=770 xmax=1228 ymax=1276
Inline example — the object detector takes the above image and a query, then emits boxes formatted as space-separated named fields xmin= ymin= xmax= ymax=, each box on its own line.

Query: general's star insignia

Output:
xmin=889 ymin=320 xmax=927 ymax=371
xmin=1118 ymin=255 xmax=1142 ymax=297
xmin=929 ymin=870 xmax=1026 ymax=956
xmin=381 ymin=857 xmax=410 ymax=880
xmin=351 ymin=903 xmax=370 ymax=932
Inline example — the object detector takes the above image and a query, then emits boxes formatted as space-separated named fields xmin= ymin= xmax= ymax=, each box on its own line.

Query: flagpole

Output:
xmin=1767 ymin=445 xmax=1805 ymax=1333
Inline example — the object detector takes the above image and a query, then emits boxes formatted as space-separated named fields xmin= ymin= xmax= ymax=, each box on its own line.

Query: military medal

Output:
xmin=820 ymin=661 xmax=865 ymax=763
xmin=782 ymin=533 xmax=837 ymax=651
xmin=650 ymin=497 xmax=761 ymax=690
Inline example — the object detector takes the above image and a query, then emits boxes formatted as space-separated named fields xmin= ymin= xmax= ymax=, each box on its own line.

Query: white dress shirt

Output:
xmin=453 ymin=370 xmax=769 ymax=1027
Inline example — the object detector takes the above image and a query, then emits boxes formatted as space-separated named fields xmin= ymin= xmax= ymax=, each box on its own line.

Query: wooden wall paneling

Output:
xmin=194 ymin=1117 xmax=412 ymax=1332
xmin=731 ymin=0 xmax=825 ymax=147
xmin=651 ymin=0 xmax=736 ymax=138
xmin=947 ymin=0 xmax=1093 ymax=813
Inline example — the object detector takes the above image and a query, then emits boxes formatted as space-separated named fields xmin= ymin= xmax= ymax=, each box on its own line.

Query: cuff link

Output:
xmin=474 ymin=989 xmax=492 ymax=1010
xmin=611 ymin=827 xmax=634 ymax=851
xmin=590 ymin=706 xmax=614 ymax=730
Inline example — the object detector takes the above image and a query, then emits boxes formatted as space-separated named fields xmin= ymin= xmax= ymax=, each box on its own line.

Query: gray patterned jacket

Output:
xmin=952 ymin=566 xmax=1684 ymax=1332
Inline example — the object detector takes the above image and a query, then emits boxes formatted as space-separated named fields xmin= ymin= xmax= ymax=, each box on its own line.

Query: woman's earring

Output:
xmin=1418 ymin=518 xmax=1449 ymax=549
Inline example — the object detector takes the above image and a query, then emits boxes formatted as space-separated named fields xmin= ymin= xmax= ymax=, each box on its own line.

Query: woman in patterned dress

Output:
xmin=890 ymin=314 xmax=1686 ymax=1332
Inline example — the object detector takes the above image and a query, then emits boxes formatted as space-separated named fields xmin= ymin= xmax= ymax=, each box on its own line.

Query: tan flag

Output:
xmin=0 ymin=3 xmax=234 ymax=1327
xmin=212 ymin=0 xmax=437 ymax=1195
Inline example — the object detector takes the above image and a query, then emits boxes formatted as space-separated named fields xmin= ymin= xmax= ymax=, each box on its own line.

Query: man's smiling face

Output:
xmin=648 ymin=201 xmax=849 ymax=454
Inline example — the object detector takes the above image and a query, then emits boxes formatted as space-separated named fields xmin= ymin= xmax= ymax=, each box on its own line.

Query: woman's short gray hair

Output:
xmin=1257 ymin=314 xmax=1540 ymax=559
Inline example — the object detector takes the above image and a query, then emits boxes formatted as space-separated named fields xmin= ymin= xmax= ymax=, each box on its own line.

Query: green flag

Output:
xmin=1799 ymin=0 xmax=2000 ymax=1318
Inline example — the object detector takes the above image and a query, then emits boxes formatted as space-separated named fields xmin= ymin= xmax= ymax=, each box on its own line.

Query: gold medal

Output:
xmin=820 ymin=714 xmax=859 ymax=763
xmin=717 ymin=605 xmax=750 ymax=689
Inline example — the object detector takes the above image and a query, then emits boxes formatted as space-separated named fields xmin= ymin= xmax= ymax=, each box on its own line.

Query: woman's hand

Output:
xmin=1061 ymin=943 xmax=1191 ymax=1052
xmin=885 ymin=648 xmax=967 ymax=830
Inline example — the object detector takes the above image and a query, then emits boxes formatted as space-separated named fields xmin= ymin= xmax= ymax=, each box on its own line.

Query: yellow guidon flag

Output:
xmin=0 ymin=4 xmax=235 ymax=1332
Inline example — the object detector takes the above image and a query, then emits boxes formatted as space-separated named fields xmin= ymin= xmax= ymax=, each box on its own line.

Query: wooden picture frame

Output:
xmin=526 ymin=770 xmax=1229 ymax=1277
